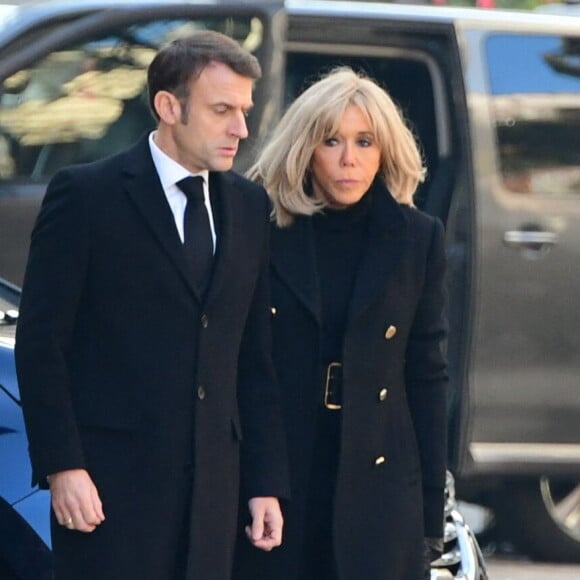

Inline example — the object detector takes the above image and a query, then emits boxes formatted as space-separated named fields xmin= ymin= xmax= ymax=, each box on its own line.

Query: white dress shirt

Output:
xmin=148 ymin=131 xmax=216 ymax=251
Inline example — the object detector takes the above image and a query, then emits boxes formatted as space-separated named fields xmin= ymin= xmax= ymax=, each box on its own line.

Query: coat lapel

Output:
xmin=271 ymin=216 xmax=322 ymax=326
xmin=347 ymin=181 xmax=410 ymax=326
xmin=122 ymin=137 xmax=201 ymax=301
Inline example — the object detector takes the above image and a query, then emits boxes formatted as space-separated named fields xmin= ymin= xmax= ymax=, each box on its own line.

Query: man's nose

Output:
xmin=229 ymin=112 xmax=249 ymax=139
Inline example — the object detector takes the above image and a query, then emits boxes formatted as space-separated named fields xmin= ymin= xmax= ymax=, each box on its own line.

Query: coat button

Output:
xmin=384 ymin=325 xmax=397 ymax=340
xmin=271 ymin=306 xmax=277 ymax=316
xmin=378 ymin=388 xmax=388 ymax=401
xmin=374 ymin=456 xmax=386 ymax=466
xmin=201 ymin=314 xmax=209 ymax=328
xmin=197 ymin=385 xmax=206 ymax=400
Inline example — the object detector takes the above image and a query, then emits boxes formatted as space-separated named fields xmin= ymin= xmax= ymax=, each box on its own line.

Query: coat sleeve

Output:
xmin=236 ymin=190 xmax=290 ymax=501
xmin=404 ymin=216 xmax=449 ymax=538
xmin=15 ymin=168 xmax=90 ymax=487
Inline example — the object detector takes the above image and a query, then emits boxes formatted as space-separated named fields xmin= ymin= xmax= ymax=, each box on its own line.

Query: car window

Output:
xmin=0 ymin=15 xmax=264 ymax=182
xmin=486 ymin=33 xmax=580 ymax=196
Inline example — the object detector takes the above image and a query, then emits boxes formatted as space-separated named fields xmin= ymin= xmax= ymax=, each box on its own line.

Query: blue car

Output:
xmin=0 ymin=278 xmax=51 ymax=579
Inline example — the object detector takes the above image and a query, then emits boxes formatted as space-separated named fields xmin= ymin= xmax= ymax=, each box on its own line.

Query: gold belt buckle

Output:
xmin=324 ymin=362 xmax=342 ymax=410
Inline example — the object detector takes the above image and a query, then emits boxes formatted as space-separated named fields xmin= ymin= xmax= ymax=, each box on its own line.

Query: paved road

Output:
xmin=459 ymin=502 xmax=580 ymax=578
xmin=486 ymin=557 xmax=580 ymax=579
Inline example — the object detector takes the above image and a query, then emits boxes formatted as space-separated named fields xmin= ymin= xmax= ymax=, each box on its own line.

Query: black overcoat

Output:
xmin=15 ymin=136 xmax=289 ymax=580
xmin=235 ymin=182 xmax=448 ymax=580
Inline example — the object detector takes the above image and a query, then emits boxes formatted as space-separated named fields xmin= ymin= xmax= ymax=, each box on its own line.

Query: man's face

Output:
xmin=169 ymin=61 xmax=254 ymax=173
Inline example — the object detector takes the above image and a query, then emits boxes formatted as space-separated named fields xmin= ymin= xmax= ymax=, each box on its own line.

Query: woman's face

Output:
xmin=310 ymin=104 xmax=381 ymax=209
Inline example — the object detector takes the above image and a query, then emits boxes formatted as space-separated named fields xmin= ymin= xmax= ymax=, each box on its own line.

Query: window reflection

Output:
xmin=486 ymin=34 xmax=580 ymax=196
xmin=0 ymin=17 xmax=263 ymax=180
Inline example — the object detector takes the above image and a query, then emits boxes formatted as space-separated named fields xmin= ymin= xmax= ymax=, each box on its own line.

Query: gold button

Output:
xmin=379 ymin=388 xmax=388 ymax=401
xmin=384 ymin=325 xmax=397 ymax=340
xmin=197 ymin=386 xmax=206 ymax=400
xmin=375 ymin=456 xmax=386 ymax=466
xmin=271 ymin=306 xmax=277 ymax=315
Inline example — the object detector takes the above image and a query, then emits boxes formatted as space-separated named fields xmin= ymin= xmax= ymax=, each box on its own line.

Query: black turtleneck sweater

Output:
xmin=312 ymin=190 xmax=372 ymax=367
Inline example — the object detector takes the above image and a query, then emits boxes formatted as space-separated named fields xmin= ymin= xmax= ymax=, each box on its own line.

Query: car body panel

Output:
xmin=1 ymin=279 xmax=51 ymax=576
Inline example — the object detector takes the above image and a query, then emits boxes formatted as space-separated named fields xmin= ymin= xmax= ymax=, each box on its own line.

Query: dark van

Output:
xmin=0 ymin=0 xmax=579 ymax=564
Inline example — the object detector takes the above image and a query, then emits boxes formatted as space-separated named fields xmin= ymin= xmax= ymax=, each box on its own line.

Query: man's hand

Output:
xmin=47 ymin=468 xmax=105 ymax=533
xmin=245 ymin=497 xmax=283 ymax=551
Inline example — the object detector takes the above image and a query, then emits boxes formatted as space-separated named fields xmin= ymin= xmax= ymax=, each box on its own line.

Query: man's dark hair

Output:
xmin=147 ymin=30 xmax=262 ymax=122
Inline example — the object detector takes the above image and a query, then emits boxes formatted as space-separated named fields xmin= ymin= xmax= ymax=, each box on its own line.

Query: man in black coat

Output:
xmin=15 ymin=31 xmax=288 ymax=580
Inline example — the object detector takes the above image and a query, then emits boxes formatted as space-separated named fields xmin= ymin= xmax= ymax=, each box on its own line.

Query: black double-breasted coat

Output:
xmin=235 ymin=181 xmax=448 ymax=580
xmin=15 ymin=136 xmax=289 ymax=580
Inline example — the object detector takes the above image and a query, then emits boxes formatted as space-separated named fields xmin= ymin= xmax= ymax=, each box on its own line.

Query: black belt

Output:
xmin=324 ymin=362 xmax=342 ymax=410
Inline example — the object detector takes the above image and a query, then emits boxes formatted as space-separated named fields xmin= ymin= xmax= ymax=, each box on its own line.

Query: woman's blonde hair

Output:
xmin=248 ymin=67 xmax=426 ymax=226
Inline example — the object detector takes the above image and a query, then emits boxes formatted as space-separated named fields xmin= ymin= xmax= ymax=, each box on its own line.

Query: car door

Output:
xmin=0 ymin=1 xmax=286 ymax=287
xmin=457 ymin=19 xmax=580 ymax=561
xmin=459 ymin=22 xmax=580 ymax=476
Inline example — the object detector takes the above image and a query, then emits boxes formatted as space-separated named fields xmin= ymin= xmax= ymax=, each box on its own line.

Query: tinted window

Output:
xmin=0 ymin=16 xmax=263 ymax=182
xmin=486 ymin=34 xmax=580 ymax=196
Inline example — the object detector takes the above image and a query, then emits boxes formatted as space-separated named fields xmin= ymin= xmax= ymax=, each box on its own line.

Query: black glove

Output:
xmin=423 ymin=537 xmax=444 ymax=578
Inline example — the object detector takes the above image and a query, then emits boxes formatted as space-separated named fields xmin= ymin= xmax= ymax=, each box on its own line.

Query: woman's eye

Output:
xmin=358 ymin=138 xmax=373 ymax=147
xmin=323 ymin=137 xmax=339 ymax=146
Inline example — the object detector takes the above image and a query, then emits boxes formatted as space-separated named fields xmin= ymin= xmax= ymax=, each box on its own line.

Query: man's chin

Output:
xmin=211 ymin=159 xmax=235 ymax=172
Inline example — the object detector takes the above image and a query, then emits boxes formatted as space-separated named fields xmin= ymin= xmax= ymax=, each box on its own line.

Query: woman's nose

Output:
xmin=340 ymin=143 xmax=356 ymax=166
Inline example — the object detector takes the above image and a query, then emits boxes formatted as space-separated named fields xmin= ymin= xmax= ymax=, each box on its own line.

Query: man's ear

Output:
xmin=153 ymin=90 xmax=181 ymax=125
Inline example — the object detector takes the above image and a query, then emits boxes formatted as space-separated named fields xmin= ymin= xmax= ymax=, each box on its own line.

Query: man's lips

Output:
xmin=218 ymin=146 xmax=238 ymax=156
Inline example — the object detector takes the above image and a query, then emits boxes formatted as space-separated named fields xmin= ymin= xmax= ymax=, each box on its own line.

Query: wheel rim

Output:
xmin=540 ymin=477 xmax=580 ymax=542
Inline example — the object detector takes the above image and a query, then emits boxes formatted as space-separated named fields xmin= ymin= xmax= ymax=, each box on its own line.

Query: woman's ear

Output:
xmin=153 ymin=90 xmax=181 ymax=125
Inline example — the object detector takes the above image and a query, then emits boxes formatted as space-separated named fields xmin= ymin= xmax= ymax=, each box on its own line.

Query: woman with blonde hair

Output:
xmin=235 ymin=67 xmax=448 ymax=580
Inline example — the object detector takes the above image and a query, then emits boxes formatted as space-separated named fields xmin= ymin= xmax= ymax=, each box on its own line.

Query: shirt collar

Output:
xmin=148 ymin=131 xmax=209 ymax=189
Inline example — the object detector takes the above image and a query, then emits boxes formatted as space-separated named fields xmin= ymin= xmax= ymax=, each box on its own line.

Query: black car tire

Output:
xmin=496 ymin=477 xmax=580 ymax=563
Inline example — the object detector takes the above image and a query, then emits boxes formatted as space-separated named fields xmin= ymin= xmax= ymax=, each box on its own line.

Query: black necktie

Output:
xmin=177 ymin=176 xmax=213 ymax=296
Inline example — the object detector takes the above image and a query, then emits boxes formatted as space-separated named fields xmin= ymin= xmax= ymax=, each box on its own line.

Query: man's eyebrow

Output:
xmin=210 ymin=101 xmax=254 ymax=110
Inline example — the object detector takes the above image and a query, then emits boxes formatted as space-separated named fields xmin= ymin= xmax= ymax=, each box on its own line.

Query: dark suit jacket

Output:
xmin=235 ymin=179 xmax=448 ymax=580
xmin=15 ymin=136 xmax=289 ymax=580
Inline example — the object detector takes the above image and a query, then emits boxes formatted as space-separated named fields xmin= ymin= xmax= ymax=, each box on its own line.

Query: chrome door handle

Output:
xmin=503 ymin=230 xmax=558 ymax=248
